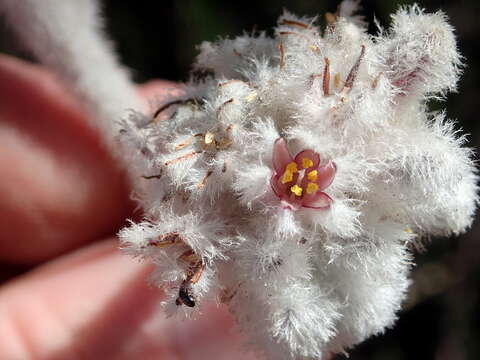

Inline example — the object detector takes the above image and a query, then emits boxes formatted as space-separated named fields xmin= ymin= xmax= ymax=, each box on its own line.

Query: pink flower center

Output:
xmin=271 ymin=138 xmax=336 ymax=210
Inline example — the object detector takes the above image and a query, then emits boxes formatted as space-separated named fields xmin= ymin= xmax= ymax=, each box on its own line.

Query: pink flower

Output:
xmin=270 ymin=138 xmax=336 ymax=210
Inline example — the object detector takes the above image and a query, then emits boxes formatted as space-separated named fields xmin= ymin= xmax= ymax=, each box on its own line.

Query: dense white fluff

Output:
xmin=117 ymin=4 xmax=477 ymax=359
xmin=4 ymin=1 xmax=475 ymax=359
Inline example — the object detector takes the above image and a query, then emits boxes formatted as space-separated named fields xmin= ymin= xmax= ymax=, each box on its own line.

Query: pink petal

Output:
xmin=270 ymin=175 xmax=284 ymax=198
xmin=272 ymin=138 xmax=293 ymax=173
xmin=302 ymin=192 xmax=333 ymax=209
xmin=294 ymin=149 xmax=320 ymax=170
xmin=270 ymin=173 xmax=298 ymax=199
xmin=315 ymin=161 xmax=336 ymax=190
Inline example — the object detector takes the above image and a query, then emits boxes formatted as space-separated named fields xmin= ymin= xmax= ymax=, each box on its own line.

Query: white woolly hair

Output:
xmin=4 ymin=1 xmax=477 ymax=359
xmin=116 ymin=3 xmax=477 ymax=359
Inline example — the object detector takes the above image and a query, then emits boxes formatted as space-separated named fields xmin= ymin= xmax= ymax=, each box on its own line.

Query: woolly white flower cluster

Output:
xmin=118 ymin=2 xmax=477 ymax=359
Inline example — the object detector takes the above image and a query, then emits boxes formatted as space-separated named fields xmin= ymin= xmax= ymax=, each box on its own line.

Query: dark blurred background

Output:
xmin=1 ymin=0 xmax=479 ymax=359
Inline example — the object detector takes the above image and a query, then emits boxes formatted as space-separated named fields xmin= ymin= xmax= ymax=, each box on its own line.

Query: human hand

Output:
xmin=0 ymin=54 xmax=257 ymax=360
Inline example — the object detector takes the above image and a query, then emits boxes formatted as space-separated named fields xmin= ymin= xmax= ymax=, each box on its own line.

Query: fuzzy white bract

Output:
xmin=116 ymin=3 xmax=478 ymax=360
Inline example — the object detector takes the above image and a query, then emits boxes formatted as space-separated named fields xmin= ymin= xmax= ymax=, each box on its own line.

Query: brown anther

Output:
xmin=343 ymin=45 xmax=366 ymax=92
xmin=280 ymin=18 xmax=311 ymax=29
xmin=222 ymin=161 xmax=227 ymax=173
xmin=197 ymin=170 xmax=213 ymax=189
xmin=278 ymin=43 xmax=285 ymax=71
xmin=164 ymin=151 xmax=202 ymax=166
xmin=175 ymin=133 xmax=203 ymax=150
xmin=371 ymin=72 xmax=383 ymax=89
xmin=323 ymin=57 xmax=331 ymax=96
xmin=189 ymin=262 xmax=205 ymax=284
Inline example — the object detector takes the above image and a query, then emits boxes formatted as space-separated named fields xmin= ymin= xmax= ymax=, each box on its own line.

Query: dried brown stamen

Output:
xmin=175 ymin=133 xmax=203 ymax=150
xmin=323 ymin=57 xmax=331 ymax=96
xmin=343 ymin=45 xmax=366 ymax=92
xmin=164 ymin=151 xmax=202 ymax=166
xmin=176 ymin=250 xmax=205 ymax=307
xmin=278 ymin=43 xmax=285 ymax=71
xmin=197 ymin=170 xmax=213 ymax=189
xmin=371 ymin=72 xmax=383 ymax=89
xmin=152 ymin=98 xmax=201 ymax=122
xmin=280 ymin=18 xmax=311 ymax=29
xmin=178 ymin=249 xmax=198 ymax=264
xmin=217 ymin=98 xmax=234 ymax=117
xmin=148 ymin=232 xmax=181 ymax=248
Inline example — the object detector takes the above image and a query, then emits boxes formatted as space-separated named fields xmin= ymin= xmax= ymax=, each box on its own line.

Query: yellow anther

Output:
xmin=286 ymin=162 xmax=298 ymax=173
xmin=290 ymin=184 xmax=303 ymax=196
xmin=306 ymin=182 xmax=319 ymax=195
xmin=281 ymin=170 xmax=294 ymax=184
xmin=302 ymin=157 xmax=314 ymax=168
xmin=307 ymin=170 xmax=318 ymax=182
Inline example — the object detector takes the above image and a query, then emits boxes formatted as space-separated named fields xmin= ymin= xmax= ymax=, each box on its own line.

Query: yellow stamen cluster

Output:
xmin=290 ymin=184 xmax=303 ymax=196
xmin=281 ymin=162 xmax=298 ymax=184
xmin=302 ymin=157 xmax=314 ymax=168
xmin=281 ymin=159 xmax=320 ymax=197
xmin=306 ymin=182 xmax=319 ymax=194
xmin=286 ymin=162 xmax=298 ymax=172
xmin=307 ymin=170 xmax=318 ymax=181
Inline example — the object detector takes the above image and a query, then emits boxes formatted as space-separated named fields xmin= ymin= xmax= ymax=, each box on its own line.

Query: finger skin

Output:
xmin=0 ymin=239 xmax=257 ymax=360
xmin=0 ymin=54 xmax=134 ymax=264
